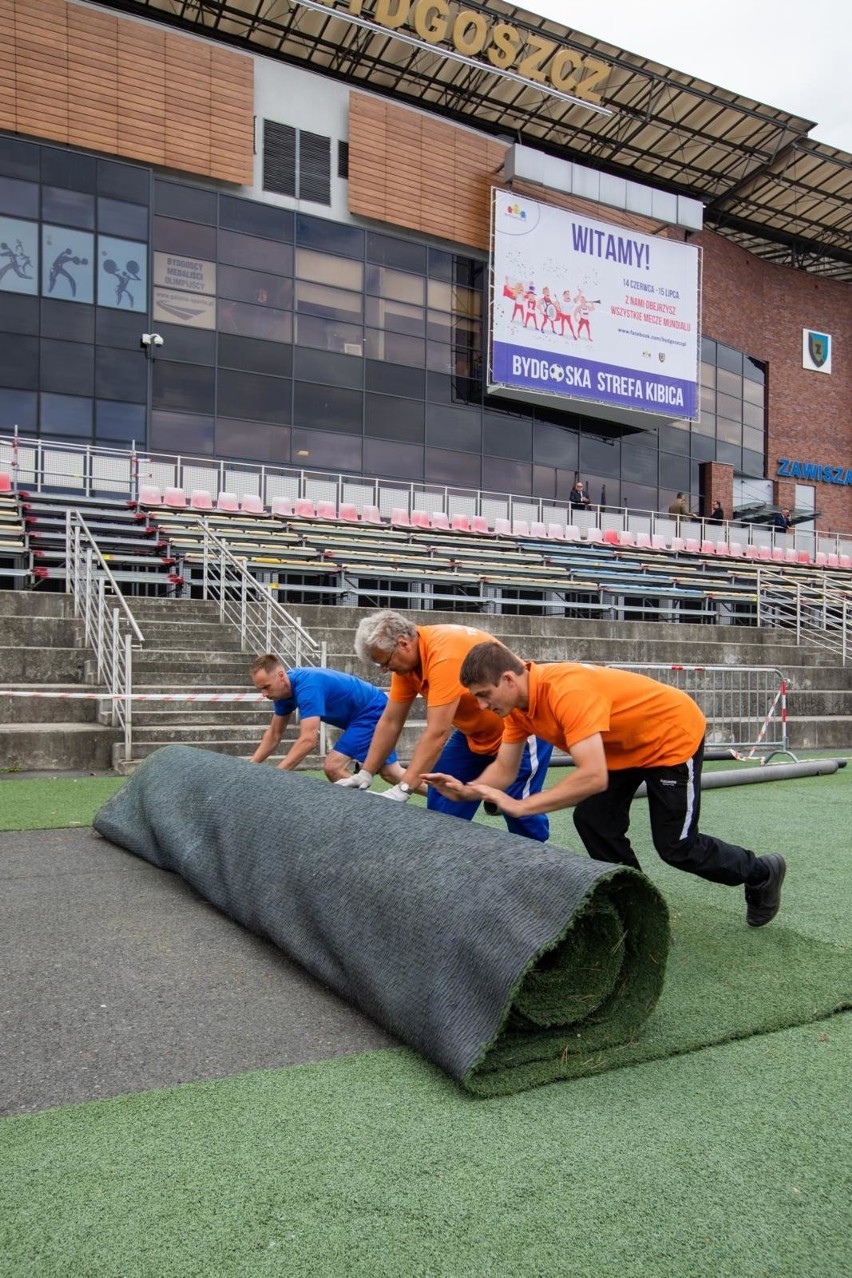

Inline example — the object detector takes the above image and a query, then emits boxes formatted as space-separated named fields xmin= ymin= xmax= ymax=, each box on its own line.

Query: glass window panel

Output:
xmin=690 ymin=432 xmax=716 ymax=461
xmin=218 ymin=333 xmax=292 ymax=377
xmin=293 ymin=345 xmax=362 ymax=389
xmin=0 ymin=387 xmax=36 ymax=430
xmin=292 ymin=427 xmax=362 ymax=471
xmin=219 ymin=264 xmax=292 ymax=309
xmin=555 ymin=469 xmax=581 ymax=502
xmin=699 ymin=361 xmax=716 ymax=389
xmin=40 ymin=392 xmax=92 ymax=436
xmin=620 ymin=481 xmax=656 ymax=512
xmin=365 ymin=329 xmax=425 ymax=367
xmin=97 ymin=160 xmax=150 ymax=205
xmin=293 ymin=382 xmax=362 ymax=434
xmin=427 ymin=279 xmax=481 ymax=316
xmin=153 ymin=324 xmax=216 ymax=366
xmin=483 ymin=455 xmax=531 ymax=495
xmin=0 ymin=294 xmax=38 ymax=336
xmin=364 ymin=394 xmax=424 ymax=443
xmin=716 ymin=368 xmax=742 ymax=398
xmin=427 ymin=403 xmax=481 ymax=452
xmin=42 ymin=149 xmax=96 ymax=192
xmin=580 ymin=435 xmax=621 ymax=475
xmin=365 ymin=296 xmax=425 ymax=336
xmin=717 ymin=417 xmax=742 ymax=445
xmin=97 ymin=197 xmax=148 ymax=239
xmin=219 ymin=301 xmax=292 ymax=343
xmin=295 ymin=215 xmax=364 ymax=258
xmin=220 ymin=196 xmax=293 ymax=242
xmin=620 ymin=445 xmax=656 ymax=485
xmin=0 ymin=136 xmax=39 ymax=181
xmin=95 ymin=347 xmax=147 ymax=401
xmin=717 ymin=440 xmax=741 ymax=467
xmin=0 ymin=334 xmax=38 ymax=388
xmin=96 ymin=307 xmax=147 ymax=349
xmin=692 ymin=411 xmax=715 ymax=438
xmin=743 ymin=425 xmax=764 ymax=455
xmin=153 ymin=216 xmax=216 ymax=259
xmin=154 ymin=181 xmax=217 ymax=224
xmin=743 ymin=356 xmax=765 ymax=385
xmin=699 ymin=384 xmax=715 ymax=413
xmin=531 ymin=464 xmax=555 ymax=499
xmin=533 ymin=421 xmax=578 ymax=469
xmin=41 ymin=338 xmax=93 ymax=395
xmin=295 ymin=249 xmax=362 ymax=290
xmin=42 ymin=188 xmax=95 ymax=229
xmin=150 ymin=410 xmax=215 ymax=454
xmin=484 ymin=413 xmax=532 ymax=461
xmin=366 ymin=233 xmax=427 ymax=273
xmin=0 ymin=178 xmax=39 ymax=219
xmin=363 ymin=438 xmax=423 ymax=482
xmin=700 ymin=336 xmax=717 ymax=363
xmin=365 ymin=360 xmax=425 ymax=398
xmin=295 ymin=313 xmax=361 ymax=354
xmin=742 ymin=400 xmax=765 ymax=431
xmin=716 ymin=344 xmax=743 ymax=374
xmin=741 ymin=448 xmax=764 ymax=476
xmin=365 ymin=264 xmax=425 ymax=305
xmin=717 ymin=392 xmax=742 ymax=422
xmin=40 ymin=298 xmax=93 ymax=342
xmin=425 ymin=447 xmax=480 ymax=488
xmin=427 ymin=311 xmax=453 ymax=343
xmin=659 ymin=422 xmax=689 ymax=454
xmin=743 ymin=378 xmax=765 ymax=407
xmin=95 ymin=399 xmax=146 ymax=442
xmin=218 ymin=229 xmax=292 ymax=275
xmin=215 ymin=418 xmax=291 ymax=465
xmin=426 ymin=342 xmax=453 ymax=374
xmin=296 ymin=279 xmax=362 ymax=322
xmin=428 ymin=248 xmax=454 ymax=281
xmin=659 ymin=452 xmax=690 ymax=491
xmin=218 ymin=369 xmax=291 ymax=424
xmin=152 ymin=362 xmax=215 ymax=414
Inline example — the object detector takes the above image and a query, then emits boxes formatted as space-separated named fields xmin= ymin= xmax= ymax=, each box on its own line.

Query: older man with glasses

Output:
xmin=336 ymin=610 xmax=552 ymax=841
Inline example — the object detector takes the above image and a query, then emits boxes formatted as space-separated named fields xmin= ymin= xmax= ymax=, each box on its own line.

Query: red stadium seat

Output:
xmin=493 ymin=517 xmax=511 ymax=536
xmin=138 ymin=484 xmax=162 ymax=506
xmin=470 ymin=515 xmax=490 ymax=535
xmin=451 ymin=514 xmax=471 ymax=533
xmin=163 ymin=486 xmax=187 ymax=508
xmin=190 ymin=489 xmax=213 ymax=511
xmin=391 ymin=507 xmax=411 ymax=528
xmin=294 ymin=498 xmax=316 ymax=519
xmin=0 ymin=471 xmax=12 ymax=493
xmin=602 ymin=529 xmax=619 ymax=545
xmin=411 ymin=509 xmax=431 ymax=529
xmin=316 ymin=501 xmax=337 ymax=520
xmin=338 ymin=503 xmax=359 ymax=522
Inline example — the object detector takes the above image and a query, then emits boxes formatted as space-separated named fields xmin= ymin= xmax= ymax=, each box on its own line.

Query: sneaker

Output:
xmin=745 ymin=853 xmax=786 ymax=927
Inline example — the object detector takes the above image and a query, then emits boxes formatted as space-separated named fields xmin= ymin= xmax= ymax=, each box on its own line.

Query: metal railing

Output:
xmin=756 ymin=566 xmax=850 ymax=664
xmin=66 ymin=510 xmax=144 ymax=764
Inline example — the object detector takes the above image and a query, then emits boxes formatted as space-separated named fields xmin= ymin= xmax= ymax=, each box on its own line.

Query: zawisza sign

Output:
xmin=302 ymin=0 xmax=613 ymax=108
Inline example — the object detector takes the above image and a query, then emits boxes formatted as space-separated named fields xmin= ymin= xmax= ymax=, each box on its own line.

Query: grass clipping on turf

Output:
xmin=93 ymin=746 xmax=670 ymax=1097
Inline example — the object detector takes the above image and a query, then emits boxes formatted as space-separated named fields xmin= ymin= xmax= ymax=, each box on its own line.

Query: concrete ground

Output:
xmin=0 ymin=825 xmax=396 ymax=1117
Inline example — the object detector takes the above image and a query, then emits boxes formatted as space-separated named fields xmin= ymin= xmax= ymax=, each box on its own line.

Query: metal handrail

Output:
xmin=65 ymin=510 xmax=144 ymax=763
xmin=756 ymin=566 xmax=850 ymax=664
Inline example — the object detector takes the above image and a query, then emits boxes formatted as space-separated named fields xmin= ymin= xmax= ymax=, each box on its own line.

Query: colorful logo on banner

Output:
xmin=802 ymin=329 xmax=831 ymax=374
xmin=489 ymin=190 xmax=700 ymax=419
xmin=0 ymin=218 xmax=38 ymax=295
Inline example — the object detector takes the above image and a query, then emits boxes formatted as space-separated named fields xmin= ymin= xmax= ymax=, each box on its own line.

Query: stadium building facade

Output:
xmin=0 ymin=0 xmax=850 ymax=529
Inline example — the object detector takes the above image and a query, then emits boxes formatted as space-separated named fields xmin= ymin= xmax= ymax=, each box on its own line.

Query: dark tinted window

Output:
xmin=40 ymin=392 xmax=92 ymax=435
xmin=0 ymin=136 xmax=40 ymax=181
xmin=363 ymin=437 xmax=423 ymax=482
xmin=291 ymin=427 xmax=362 ymax=471
xmin=483 ymin=456 xmax=532 ymax=495
xmin=425 ymin=447 xmax=480 ymax=487
xmin=219 ymin=301 xmax=291 ymax=343
xmin=0 ymin=177 xmax=39 ymax=218
xmin=364 ymin=394 xmax=424 ymax=443
xmin=97 ymin=160 xmax=150 ymax=204
xmin=150 ymin=410 xmax=215 ymax=454
xmin=152 ymin=362 xmax=215 ymax=414
xmin=0 ymin=334 xmax=38 ymax=388
xmin=293 ymin=382 xmax=362 ymax=434
xmin=97 ymin=198 xmax=148 ymax=239
xmin=365 ymin=360 xmax=425 ymax=398
xmin=296 ymin=215 xmax=364 ymax=258
xmin=218 ymin=229 xmax=292 ymax=275
xmin=716 ymin=344 xmax=743 ymax=374
xmin=293 ymin=346 xmax=362 ymax=390
xmin=215 ymin=419 xmax=291 ymax=465
xmin=42 ymin=149 xmax=96 ymax=192
xmin=659 ymin=452 xmax=690 ymax=490
xmin=580 ymin=435 xmax=621 ymax=477
xmin=155 ymin=181 xmax=217 ymax=223
xmin=217 ymin=369 xmax=291 ymax=424
xmin=42 ymin=187 xmax=95 ymax=229
xmin=219 ymin=264 xmax=292 ymax=309
xmin=532 ymin=465 xmax=555 ymax=499
xmin=153 ymin=216 xmax=216 ymax=259
xmin=41 ymin=338 xmax=94 ymax=395
xmin=426 ymin=403 xmax=481 ymax=451
xmin=218 ymin=333 xmax=292 ymax=377
xmin=41 ymin=297 xmax=94 ymax=342
xmin=483 ymin=413 xmax=532 ymax=461
xmin=366 ymin=233 xmax=427 ymax=274
xmin=95 ymin=399 xmax=146 ymax=442
xmin=0 ymin=293 xmax=39 ymax=336
xmin=219 ymin=196 xmax=293 ymax=241
xmin=96 ymin=308 xmax=146 ymax=349
xmin=154 ymin=324 xmax=216 ymax=365
xmin=95 ymin=347 xmax=147 ymax=401
xmin=0 ymin=387 xmax=36 ymax=430
xmin=532 ymin=422 xmax=578 ymax=469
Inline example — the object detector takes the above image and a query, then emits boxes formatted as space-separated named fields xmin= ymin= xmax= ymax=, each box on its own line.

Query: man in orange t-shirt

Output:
xmin=335 ymin=612 xmax=552 ymax=841
xmin=425 ymin=641 xmax=786 ymax=927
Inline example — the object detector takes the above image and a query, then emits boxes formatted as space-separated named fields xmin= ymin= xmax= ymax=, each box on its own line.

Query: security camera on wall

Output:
xmin=140 ymin=333 xmax=164 ymax=348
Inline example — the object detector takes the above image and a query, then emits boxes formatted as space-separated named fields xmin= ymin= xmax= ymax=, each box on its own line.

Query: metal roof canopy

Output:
xmin=94 ymin=0 xmax=852 ymax=282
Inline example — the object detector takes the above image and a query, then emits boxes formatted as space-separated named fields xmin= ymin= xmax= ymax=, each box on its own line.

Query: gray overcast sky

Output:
xmin=524 ymin=0 xmax=852 ymax=153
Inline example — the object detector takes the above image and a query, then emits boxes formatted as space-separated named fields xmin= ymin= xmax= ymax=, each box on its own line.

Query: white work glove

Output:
xmin=335 ymin=769 xmax=373 ymax=789
xmin=379 ymin=783 xmax=412 ymax=802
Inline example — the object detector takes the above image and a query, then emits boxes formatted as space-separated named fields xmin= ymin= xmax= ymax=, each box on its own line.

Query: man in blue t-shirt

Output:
xmin=249 ymin=654 xmax=406 ymax=783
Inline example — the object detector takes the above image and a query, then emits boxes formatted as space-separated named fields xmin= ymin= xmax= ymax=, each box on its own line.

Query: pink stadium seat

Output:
xmin=494 ymin=517 xmax=512 ymax=536
xmin=685 ymin=538 xmax=701 ymax=553
xmin=602 ymin=529 xmax=619 ymax=545
xmin=651 ymin=534 xmax=668 ymax=551
xmin=295 ymin=498 xmax=316 ymax=519
xmin=827 ymin=553 xmax=840 ymax=568
xmin=216 ymin=491 xmax=240 ymax=513
xmin=362 ymin=505 xmax=382 ymax=525
xmin=840 ymin=555 xmax=852 ymax=569
xmin=771 ymin=547 xmax=785 ymax=562
xmin=797 ymin=550 xmax=811 ymax=565
xmin=163 ymin=486 xmax=187 ymax=508
xmin=758 ymin=546 xmax=773 ymax=561
xmin=530 ymin=522 xmax=548 ymax=539
xmin=728 ymin=541 xmax=744 ymax=557
xmin=714 ymin=542 xmax=729 ymax=556
xmin=635 ymin=532 xmax=652 ymax=549
xmin=431 ymin=511 xmax=450 ymax=531
xmin=586 ymin=527 xmax=604 ymax=544
xmin=618 ymin=530 xmax=635 ymax=547
xmin=241 ymin=494 xmax=266 ymax=515
xmin=784 ymin=548 xmax=799 ymax=563
xmin=190 ymin=489 xmax=213 ymax=511
xmin=391 ymin=507 xmax=411 ymax=528
xmin=316 ymin=500 xmax=337 ymax=520
xmin=0 ymin=471 xmax=12 ymax=492
xmin=547 ymin=522 xmax=565 ymax=541
xmin=470 ymin=515 xmax=490 ymax=535
xmin=744 ymin=545 xmax=760 ymax=560
xmin=814 ymin=551 xmax=828 ymax=567
xmin=271 ymin=497 xmax=293 ymax=518
xmin=338 ymin=503 xmax=359 ymax=523
xmin=138 ymin=484 xmax=162 ymax=506
xmin=671 ymin=537 xmax=686 ymax=553
xmin=565 ymin=525 xmax=582 ymax=542
xmin=700 ymin=540 xmax=716 ymax=554
xmin=411 ymin=509 xmax=431 ymax=529
xmin=451 ymin=514 xmax=471 ymax=533
xmin=513 ymin=519 xmax=530 ymax=537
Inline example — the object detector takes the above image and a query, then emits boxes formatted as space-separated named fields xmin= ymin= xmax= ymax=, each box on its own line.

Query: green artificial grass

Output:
xmin=0 ymin=776 xmax=124 ymax=830
xmin=2 ymin=1017 xmax=850 ymax=1278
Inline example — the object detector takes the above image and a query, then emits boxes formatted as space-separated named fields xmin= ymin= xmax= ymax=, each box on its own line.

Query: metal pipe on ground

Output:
xmin=636 ymin=758 xmax=844 ymax=796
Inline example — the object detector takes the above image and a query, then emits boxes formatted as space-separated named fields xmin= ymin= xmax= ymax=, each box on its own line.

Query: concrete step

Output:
xmin=0 ymin=685 xmax=101 ymax=725
xmin=0 ymin=646 xmax=88 ymax=682
xmin=0 ymin=722 xmax=118 ymax=771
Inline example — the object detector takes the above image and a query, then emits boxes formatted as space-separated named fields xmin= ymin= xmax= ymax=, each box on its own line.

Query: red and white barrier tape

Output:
xmin=0 ymin=690 xmax=265 ymax=702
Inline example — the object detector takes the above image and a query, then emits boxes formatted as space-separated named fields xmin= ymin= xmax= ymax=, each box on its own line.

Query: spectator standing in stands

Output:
xmin=336 ymin=612 xmax=552 ymax=841
xmin=708 ymin=500 xmax=725 ymax=524
xmin=772 ymin=508 xmax=793 ymax=533
xmin=568 ymin=479 xmax=591 ymax=509
xmin=425 ymin=642 xmax=786 ymax=928
xmin=668 ymin=491 xmax=690 ymax=518
xmin=249 ymin=655 xmax=408 ymax=784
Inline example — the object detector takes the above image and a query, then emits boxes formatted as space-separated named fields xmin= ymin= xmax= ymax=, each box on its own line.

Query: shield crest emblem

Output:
xmin=808 ymin=332 xmax=829 ymax=367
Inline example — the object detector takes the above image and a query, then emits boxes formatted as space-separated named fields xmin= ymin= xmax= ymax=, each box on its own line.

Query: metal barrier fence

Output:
xmin=612 ymin=664 xmax=793 ymax=761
